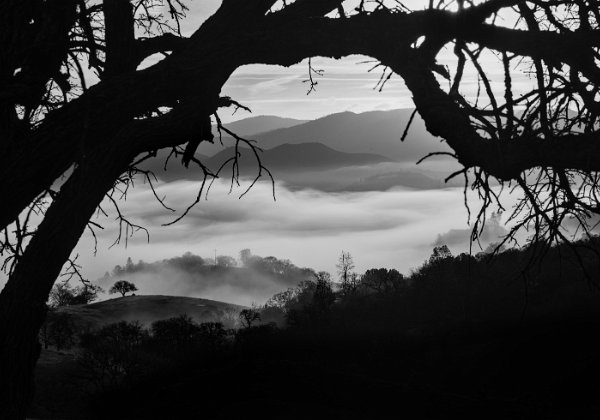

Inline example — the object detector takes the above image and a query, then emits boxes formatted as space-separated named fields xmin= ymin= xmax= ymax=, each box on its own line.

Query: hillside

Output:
xmin=57 ymin=295 xmax=245 ymax=329
xmin=205 ymin=142 xmax=392 ymax=174
xmin=212 ymin=115 xmax=308 ymax=137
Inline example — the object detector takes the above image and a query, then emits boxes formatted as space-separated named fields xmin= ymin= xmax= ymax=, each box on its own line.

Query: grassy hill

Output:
xmin=57 ymin=295 xmax=246 ymax=329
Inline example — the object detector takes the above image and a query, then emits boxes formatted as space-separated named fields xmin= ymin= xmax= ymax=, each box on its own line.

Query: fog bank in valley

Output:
xmin=72 ymin=178 xmax=513 ymax=305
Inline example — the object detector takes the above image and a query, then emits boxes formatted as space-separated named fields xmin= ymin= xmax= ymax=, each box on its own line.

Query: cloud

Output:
xmin=433 ymin=212 xmax=509 ymax=253
xmin=220 ymin=58 xmax=413 ymax=122
xmin=247 ymin=74 xmax=303 ymax=96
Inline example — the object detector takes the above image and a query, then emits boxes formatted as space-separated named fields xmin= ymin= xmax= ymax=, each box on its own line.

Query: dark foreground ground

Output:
xmin=31 ymin=313 xmax=600 ymax=420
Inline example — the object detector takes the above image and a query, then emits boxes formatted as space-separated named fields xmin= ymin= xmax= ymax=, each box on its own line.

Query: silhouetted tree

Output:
xmin=151 ymin=314 xmax=200 ymax=349
xmin=109 ymin=280 xmax=138 ymax=297
xmin=48 ymin=283 xmax=78 ymax=308
xmin=312 ymin=272 xmax=336 ymax=313
xmin=216 ymin=255 xmax=237 ymax=268
xmin=3 ymin=0 xmax=600 ymax=417
xmin=78 ymin=321 xmax=148 ymax=390
xmin=337 ymin=251 xmax=358 ymax=296
xmin=285 ymin=272 xmax=336 ymax=328
xmin=361 ymin=268 xmax=405 ymax=294
xmin=239 ymin=309 xmax=261 ymax=329
xmin=39 ymin=310 xmax=76 ymax=351
xmin=45 ymin=312 xmax=76 ymax=351
xmin=428 ymin=245 xmax=453 ymax=264
xmin=48 ymin=282 xmax=103 ymax=307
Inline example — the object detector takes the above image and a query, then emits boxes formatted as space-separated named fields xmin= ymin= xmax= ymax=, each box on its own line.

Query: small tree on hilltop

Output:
xmin=109 ymin=280 xmax=138 ymax=297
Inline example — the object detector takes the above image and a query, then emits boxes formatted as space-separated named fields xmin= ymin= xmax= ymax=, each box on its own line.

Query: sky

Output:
xmin=143 ymin=0 xmax=532 ymax=123
xmin=1 ymin=0 xmax=528 ymax=306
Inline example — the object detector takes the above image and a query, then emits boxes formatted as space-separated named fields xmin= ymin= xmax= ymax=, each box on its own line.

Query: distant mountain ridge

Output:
xmin=201 ymin=109 xmax=450 ymax=161
xmin=250 ymin=109 xmax=451 ymax=162
xmin=140 ymin=109 xmax=458 ymax=191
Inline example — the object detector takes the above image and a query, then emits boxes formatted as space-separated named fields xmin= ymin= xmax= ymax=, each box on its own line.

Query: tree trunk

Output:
xmin=0 ymin=143 xmax=135 ymax=419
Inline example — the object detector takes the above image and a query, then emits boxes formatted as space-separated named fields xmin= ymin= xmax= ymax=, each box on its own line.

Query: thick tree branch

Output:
xmin=103 ymin=0 xmax=136 ymax=78
xmin=4 ymin=0 xmax=78 ymax=107
xmin=277 ymin=0 xmax=345 ymax=17
xmin=134 ymin=33 xmax=189 ymax=66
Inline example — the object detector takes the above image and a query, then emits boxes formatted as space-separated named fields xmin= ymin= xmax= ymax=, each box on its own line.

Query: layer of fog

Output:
xmin=72 ymin=177 xmax=514 ymax=305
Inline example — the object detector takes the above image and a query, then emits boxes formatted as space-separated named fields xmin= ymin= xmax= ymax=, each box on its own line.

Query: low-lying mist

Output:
xmin=97 ymin=252 xmax=315 ymax=306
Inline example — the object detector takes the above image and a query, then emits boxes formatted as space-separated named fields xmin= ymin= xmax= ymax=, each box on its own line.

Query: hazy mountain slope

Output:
xmin=57 ymin=295 xmax=245 ymax=329
xmin=199 ymin=115 xmax=309 ymax=157
xmin=205 ymin=142 xmax=392 ymax=174
xmin=252 ymin=109 xmax=451 ymax=161
xmin=213 ymin=115 xmax=308 ymax=136
xmin=342 ymin=169 xmax=463 ymax=191
xmin=265 ymin=164 xmax=463 ymax=192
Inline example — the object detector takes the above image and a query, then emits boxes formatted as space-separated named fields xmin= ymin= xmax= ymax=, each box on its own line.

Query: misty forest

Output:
xmin=3 ymin=0 xmax=600 ymax=419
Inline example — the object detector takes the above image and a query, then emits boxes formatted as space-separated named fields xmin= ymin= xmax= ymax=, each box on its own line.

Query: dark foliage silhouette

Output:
xmin=360 ymin=268 xmax=405 ymax=295
xmin=39 ymin=311 xmax=76 ymax=351
xmin=48 ymin=282 xmax=103 ymax=307
xmin=77 ymin=316 xmax=231 ymax=395
xmin=78 ymin=321 xmax=149 ymax=391
xmin=29 ymin=238 xmax=600 ymax=419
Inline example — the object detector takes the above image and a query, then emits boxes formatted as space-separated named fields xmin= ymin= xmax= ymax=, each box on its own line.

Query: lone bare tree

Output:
xmin=2 ymin=0 xmax=600 ymax=417
xmin=337 ymin=250 xmax=358 ymax=295
xmin=239 ymin=308 xmax=261 ymax=328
